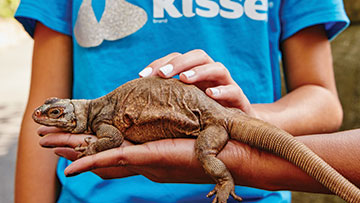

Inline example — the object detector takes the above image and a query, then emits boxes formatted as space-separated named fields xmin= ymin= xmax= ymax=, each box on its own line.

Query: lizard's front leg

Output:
xmin=195 ymin=125 xmax=242 ymax=203
xmin=76 ymin=123 xmax=124 ymax=157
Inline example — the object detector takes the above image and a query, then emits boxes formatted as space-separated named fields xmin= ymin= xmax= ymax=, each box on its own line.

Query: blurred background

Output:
xmin=0 ymin=0 xmax=359 ymax=202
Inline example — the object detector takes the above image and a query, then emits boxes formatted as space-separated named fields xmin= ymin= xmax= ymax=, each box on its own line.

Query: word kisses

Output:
xmin=153 ymin=0 xmax=268 ymax=22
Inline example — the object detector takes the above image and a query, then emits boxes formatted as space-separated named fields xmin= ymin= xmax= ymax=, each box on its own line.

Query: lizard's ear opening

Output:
xmin=45 ymin=97 xmax=60 ymax=105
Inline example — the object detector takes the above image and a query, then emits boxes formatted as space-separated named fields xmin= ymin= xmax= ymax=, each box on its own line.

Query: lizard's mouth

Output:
xmin=32 ymin=115 xmax=77 ymax=130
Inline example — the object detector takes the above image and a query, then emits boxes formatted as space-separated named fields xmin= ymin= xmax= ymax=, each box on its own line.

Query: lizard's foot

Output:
xmin=75 ymin=143 xmax=97 ymax=158
xmin=207 ymin=182 xmax=242 ymax=203
xmin=74 ymin=137 xmax=97 ymax=158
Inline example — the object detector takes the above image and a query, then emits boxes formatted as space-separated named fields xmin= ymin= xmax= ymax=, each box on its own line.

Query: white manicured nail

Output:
xmin=181 ymin=70 xmax=195 ymax=79
xmin=139 ymin=67 xmax=153 ymax=77
xmin=159 ymin=64 xmax=173 ymax=76
xmin=209 ymin=88 xmax=220 ymax=96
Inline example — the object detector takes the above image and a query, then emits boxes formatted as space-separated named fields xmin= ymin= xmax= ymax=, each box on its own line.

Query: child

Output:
xmin=15 ymin=0 xmax=349 ymax=202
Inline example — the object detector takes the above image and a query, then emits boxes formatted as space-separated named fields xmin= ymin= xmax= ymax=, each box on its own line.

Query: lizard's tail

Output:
xmin=229 ymin=115 xmax=360 ymax=203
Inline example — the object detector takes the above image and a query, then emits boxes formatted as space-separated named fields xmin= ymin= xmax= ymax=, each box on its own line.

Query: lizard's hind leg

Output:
xmin=195 ymin=125 xmax=242 ymax=203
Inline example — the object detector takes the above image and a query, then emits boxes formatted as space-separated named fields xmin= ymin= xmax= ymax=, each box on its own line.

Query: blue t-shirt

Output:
xmin=15 ymin=0 xmax=349 ymax=202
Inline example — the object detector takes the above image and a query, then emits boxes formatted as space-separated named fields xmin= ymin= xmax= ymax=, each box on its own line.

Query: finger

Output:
xmin=179 ymin=62 xmax=233 ymax=87
xmin=157 ymin=49 xmax=214 ymax=78
xmin=139 ymin=52 xmax=182 ymax=77
xmin=64 ymin=144 xmax=155 ymax=176
xmin=37 ymin=126 xmax=64 ymax=137
xmin=54 ymin=147 xmax=80 ymax=161
xmin=64 ymin=148 xmax=124 ymax=176
xmin=205 ymin=85 xmax=253 ymax=115
xmin=39 ymin=133 xmax=97 ymax=148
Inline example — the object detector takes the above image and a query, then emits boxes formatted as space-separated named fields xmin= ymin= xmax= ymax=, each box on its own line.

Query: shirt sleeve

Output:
xmin=280 ymin=0 xmax=350 ymax=41
xmin=14 ymin=0 xmax=72 ymax=37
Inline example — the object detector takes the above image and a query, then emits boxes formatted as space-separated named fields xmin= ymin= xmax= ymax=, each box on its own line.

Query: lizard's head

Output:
xmin=32 ymin=97 xmax=77 ymax=131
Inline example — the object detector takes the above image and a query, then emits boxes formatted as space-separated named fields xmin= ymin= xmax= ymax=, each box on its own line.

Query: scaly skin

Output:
xmin=33 ymin=76 xmax=360 ymax=203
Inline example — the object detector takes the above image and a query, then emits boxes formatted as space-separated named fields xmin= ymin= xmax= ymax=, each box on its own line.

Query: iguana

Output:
xmin=32 ymin=76 xmax=360 ymax=203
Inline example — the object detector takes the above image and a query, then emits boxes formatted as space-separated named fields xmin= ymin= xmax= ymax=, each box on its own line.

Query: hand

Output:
xmin=64 ymin=139 xmax=211 ymax=182
xmin=38 ymin=126 xmax=136 ymax=179
xmin=38 ymin=126 xmax=254 ymax=184
xmin=38 ymin=126 xmax=210 ymax=181
xmin=55 ymin=137 xmax=253 ymax=185
xmin=138 ymin=49 xmax=256 ymax=117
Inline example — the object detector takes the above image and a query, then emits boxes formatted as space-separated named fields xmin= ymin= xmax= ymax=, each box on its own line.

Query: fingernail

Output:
xmin=159 ymin=64 xmax=173 ymax=76
xmin=181 ymin=70 xmax=195 ymax=79
xmin=209 ymin=88 xmax=220 ymax=96
xmin=139 ymin=67 xmax=153 ymax=77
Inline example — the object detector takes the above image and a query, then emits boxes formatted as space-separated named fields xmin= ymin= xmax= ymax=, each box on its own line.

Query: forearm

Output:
xmin=15 ymin=112 xmax=60 ymax=202
xmin=253 ymin=84 xmax=343 ymax=135
xmin=256 ymin=25 xmax=343 ymax=135
xmin=226 ymin=129 xmax=360 ymax=192
xmin=15 ymin=22 xmax=73 ymax=202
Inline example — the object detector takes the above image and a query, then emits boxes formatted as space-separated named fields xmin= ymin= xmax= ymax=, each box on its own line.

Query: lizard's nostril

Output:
xmin=34 ymin=110 xmax=41 ymax=117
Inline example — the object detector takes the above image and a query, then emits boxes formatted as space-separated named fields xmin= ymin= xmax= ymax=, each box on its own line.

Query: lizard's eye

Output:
xmin=47 ymin=108 xmax=64 ymax=119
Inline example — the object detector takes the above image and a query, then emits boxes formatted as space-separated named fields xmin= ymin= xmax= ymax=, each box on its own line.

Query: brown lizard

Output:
xmin=32 ymin=76 xmax=360 ymax=203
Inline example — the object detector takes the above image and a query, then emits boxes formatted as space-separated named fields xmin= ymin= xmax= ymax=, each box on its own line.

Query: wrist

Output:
xmin=251 ymin=103 xmax=291 ymax=132
xmin=226 ymin=138 xmax=329 ymax=193
xmin=223 ymin=140 xmax=299 ymax=191
xmin=251 ymin=104 xmax=273 ymax=123
xmin=219 ymin=141 xmax=276 ymax=189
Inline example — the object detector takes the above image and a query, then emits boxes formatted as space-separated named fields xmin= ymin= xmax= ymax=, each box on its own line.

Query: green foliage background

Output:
xmin=0 ymin=0 xmax=19 ymax=18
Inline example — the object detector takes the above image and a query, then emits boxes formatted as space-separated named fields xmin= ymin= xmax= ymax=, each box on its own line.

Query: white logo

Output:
xmin=75 ymin=0 xmax=148 ymax=47
xmin=153 ymin=0 xmax=268 ymax=23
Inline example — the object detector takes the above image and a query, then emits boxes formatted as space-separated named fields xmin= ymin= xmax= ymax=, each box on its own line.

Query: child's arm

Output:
xmin=47 ymin=128 xmax=360 ymax=193
xmin=254 ymin=25 xmax=343 ymax=135
xmin=15 ymin=22 xmax=73 ymax=203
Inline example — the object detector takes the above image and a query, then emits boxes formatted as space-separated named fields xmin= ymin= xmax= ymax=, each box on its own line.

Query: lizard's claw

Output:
xmin=207 ymin=183 xmax=242 ymax=203
xmin=230 ymin=190 xmax=242 ymax=202
xmin=75 ymin=144 xmax=88 ymax=158
xmin=207 ymin=188 xmax=216 ymax=198
xmin=77 ymin=152 xmax=87 ymax=158
xmin=75 ymin=144 xmax=87 ymax=152
xmin=84 ymin=136 xmax=93 ymax=145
